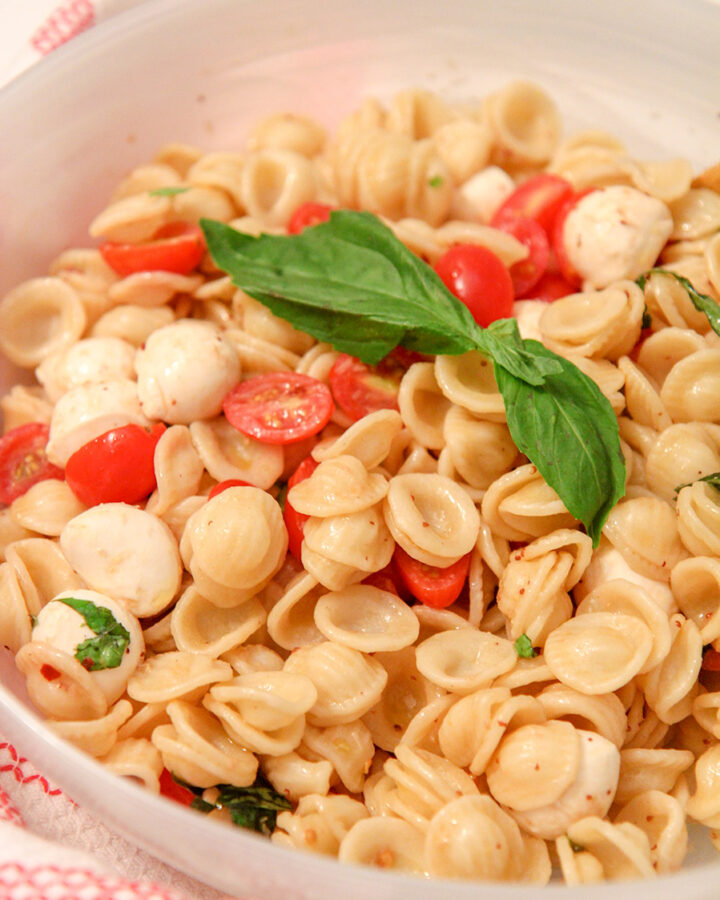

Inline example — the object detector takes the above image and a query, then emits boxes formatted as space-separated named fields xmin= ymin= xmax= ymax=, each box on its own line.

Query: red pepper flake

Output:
xmin=41 ymin=664 xmax=61 ymax=681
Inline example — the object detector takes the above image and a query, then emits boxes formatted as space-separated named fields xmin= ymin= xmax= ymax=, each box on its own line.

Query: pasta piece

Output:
xmin=273 ymin=793 xmax=368 ymax=856
xmin=283 ymin=641 xmax=388 ymax=727
xmin=301 ymin=721 xmax=375 ymax=794
xmin=10 ymin=480 xmax=86 ymax=537
xmin=15 ymin=641 xmax=108 ymax=721
xmin=263 ymin=751 xmax=333 ymax=801
xmin=146 ymin=425 xmax=205 ymax=517
xmin=645 ymin=423 xmax=720 ymax=502
xmin=614 ymin=748 xmax=694 ymax=807
xmin=396 ymin=362 xmax=452 ymax=451
xmin=151 ymin=699 xmax=256 ymax=788
xmin=636 ymin=327 xmax=707 ymax=387
xmin=239 ymin=149 xmax=318 ymax=226
xmin=642 ymin=269 xmax=712 ymax=333
xmin=189 ymin=417 xmax=284 ymax=490
xmin=564 ymin=817 xmax=655 ymax=881
xmin=248 ymin=113 xmax=326 ymax=157
xmin=0 ymin=386 xmax=53 ymax=431
xmin=204 ymin=670 xmax=317 ymax=756
xmin=616 ymin=355 xmax=672 ymax=432
xmin=111 ymin=162 xmax=181 ymax=200
xmin=660 ymin=349 xmax=720 ymax=423
xmin=615 ymin=790 xmax=688 ymax=874
xmin=0 ymin=278 xmax=87 ymax=368
xmin=180 ymin=486 xmax=287 ymax=607
xmin=672 ymin=556 xmax=720 ymax=644
xmin=686 ymin=744 xmax=720 ymax=828
xmin=639 ymin=613 xmax=702 ymax=724
xmin=36 ymin=336 xmax=137 ymax=404
xmin=288 ymin=455 xmax=388 ymax=517
xmin=101 ymin=738 xmax=164 ymax=793
xmin=602 ymin=496 xmax=687 ymax=582
xmin=170 ymin=585 xmax=266 ymax=657
xmin=233 ymin=291 xmax=315 ymax=355
xmin=383 ymin=472 xmax=479 ymax=566
xmin=669 ymin=187 xmax=720 ymax=240
xmin=338 ymin=816 xmax=426 ymax=874
xmin=441 ymin=406 xmax=517 ymax=490
xmin=265 ymin=571 xmax=325 ymax=650
xmin=537 ymin=683 xmax=627 ymax=749
xmin=481 ymin=463 xmax=577 ymax=542
xmin=434 ymin=351 xmax=505 ymax=421
xmin=313 ymin=584 xmax=419 ymax=652
xmin=88 ymin=192 xmax=170 ymax=243
xmin=415 ymin=629 xmax=516 ymax=693
xmin=5 ymin=537 xmax=85 ymax=616
xmin=48 ymin=699 xmax=134 ymax=757
xmin=0 ymin=562 xmax=32 ymax=653
xmin=544 ymin=612 xmax=653 ymax=694
xmin=127 ymin=651 xmax=233 ymax=704
xmin=484 ymin=80 xmax=561 ymax=169
xmin=90 ymin=304 xmax=176 ymax=346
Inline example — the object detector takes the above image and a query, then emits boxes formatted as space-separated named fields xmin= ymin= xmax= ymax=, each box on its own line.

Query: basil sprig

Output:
xmin=57 ymin=596 xmax=130 ymax=671
xmin=202 ymin=211 xmax=626 ymax=544
xmin=637 ymin=269 xmax=720 ymax=337
xmin=514 ymin=634 xmax=537 ymax=659
xmin=190 ymin=778 xmax=292 ymax=835
xmin=675 ymin=471 xmax=720 ymax=495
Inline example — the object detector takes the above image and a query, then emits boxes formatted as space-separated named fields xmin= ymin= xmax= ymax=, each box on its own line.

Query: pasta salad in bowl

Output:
xmin=1 ymin=0 xmax=719 ymax=897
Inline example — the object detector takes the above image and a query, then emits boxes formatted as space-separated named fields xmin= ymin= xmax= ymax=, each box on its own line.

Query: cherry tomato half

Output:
xmin=99 ymin=222 xmax=206 ymax=277
xmin=287 ymin=202 xmax=334 ymax=234
xmin=208 ymin=478 xmax=253 ymax=499
xmin=551 ymin=187 xmax=596 ymax=288
xmin=393 ymin=546 xmax=471 ymax=609
xmin=494 ymin=216 xmax=549 ymax=299
xmin=329 ymin=348 xmax=422 ymax=423
xmin=284 ymin=455 xmax=319 ymax=560
xmin=702 ymin=648 xmax=720 ymax=672
xmin=434 ymin=244 xmax=514 ymax=328
xmin=65 ymin=423 xmax=165 ymax=506
xmin=223 ymin=372 xmax=334 ymax=445
xmin=525 ymin=269 xmax=577 ymax=303
xmin=0 ymin=423 xmax=64 ymax=505
xmin=159 ymin=768 xmax=196 ymax=806
xmin=491 ymin=173 xmax=574 ymax=235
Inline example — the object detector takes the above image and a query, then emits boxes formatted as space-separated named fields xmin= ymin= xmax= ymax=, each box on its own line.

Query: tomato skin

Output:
xmin=329 ymin=348 xmax=422 ymax=423
xmin=434 ymin=244 xmax=514 ymax=328
xmin=525 ymin=269 xmax=576 ymax=303
xmin=159 ymin=768 xmax=196 ymax=806
xmin=491 ymin=173 xmax=574 ymax=235
xmin=65 ymin=423 xmax=165 ymax=506
xmin=284 ymin=455 xmax=319 ymax=560
xmin=0 ymin=423 xmax=64 ymax=505
xmin=393 ymin=546 xmax=471 ymax=609
xmin=208 ymin=478 xmax=253 ymax=499
xmin=551 ymin=188 xmax=596 ymax=287
xmin=362 ymin=569 xmax=400 ymax=597
xmin=99 ymin=222 xmax=206 ymax=277
xmin=223 ymin=372 xmax=334 ymax=445
xmin=702 ymin=648 xmax=720 ymax=672
xmin=494 ymin=216 xmax=549 ymax=299
xmin=287 ymin=202 xmax=333 ymax=234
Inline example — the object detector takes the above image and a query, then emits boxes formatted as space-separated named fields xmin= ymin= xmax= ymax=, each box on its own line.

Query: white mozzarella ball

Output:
xmin=46 ymin=379 xmax=151 ymax=466
xmin=561 ymin=185 xmax=673 ymax=289
xmin=574 ymin=541 xmax=676 ymax=614
xmin=508 ymin=730 xmax=620 ymax=840
xmin=32 ymin=588 xmax=144 ymax=704
xmin=450 ymin=166 xmax=515 ymax=223
xmin=512 ymin=299 xmax=548 ymax=342
xmin=135 ymin=320 xmax=240 ymax=424
xmin=60 ymin=503 xmax=183 ymax=618
xmin=36 ymin=337 xmax=137 ymax=404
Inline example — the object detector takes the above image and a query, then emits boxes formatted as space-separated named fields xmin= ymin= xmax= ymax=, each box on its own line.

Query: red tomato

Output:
xmin=99 ymin=222 xmax=206 ymax=276
xmin=223 ymin=372 xmax=334 ymax=445
xmin=525 ymin=269 xmax=577 ymax=303
xmin=434 ymin=244 xmax=514 ymax=328
xmin=491 ymin=173 xmax=574 ymax=235
xmin=702 ymin=648 xmax=720 ymax=672
xmin=329 ymin=348 xmax=422 ymax=422
xmin=0 ymin=423 xmax=64 ymax=505
xmin=551 ymin=187 xmax=596 ymax=287
xmin=65 ymin=423 xmax=165 ymax=506
xmin=208 ymin=478 xmax=253 ymax=499
xmin=362 ymin=570 xmax=400 ymax=596
xmin=287 ymin=202 xmax=334 ymax=234
xmin=393 ymin=546 xmax=471 ymax=609
xmin=284 ymin=455 xmax=319 ymax=560
xmin=494 ymin=216 xmax=549 ymax=298
xmin=159 ymin=768 xmax=196 ymax=806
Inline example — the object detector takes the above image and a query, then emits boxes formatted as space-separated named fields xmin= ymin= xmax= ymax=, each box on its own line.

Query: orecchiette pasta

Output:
xmin=3 ymin=80 xmax=720 ymax=889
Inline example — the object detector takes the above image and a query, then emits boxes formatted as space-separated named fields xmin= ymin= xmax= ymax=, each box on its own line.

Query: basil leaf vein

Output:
xmin=57 ymin=596 xmax=130 ymax=671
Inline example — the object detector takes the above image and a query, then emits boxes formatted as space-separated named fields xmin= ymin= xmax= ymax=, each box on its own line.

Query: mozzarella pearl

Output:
xmin=135 ymin=320 xmax=240 ymax=424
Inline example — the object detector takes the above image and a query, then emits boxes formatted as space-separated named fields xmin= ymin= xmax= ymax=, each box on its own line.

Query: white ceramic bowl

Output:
xmin=1 ymin=0 xmax=719 ymax=896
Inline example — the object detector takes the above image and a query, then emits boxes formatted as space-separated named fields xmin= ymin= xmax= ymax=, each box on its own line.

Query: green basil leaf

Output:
xmin=215 ymin=779 xmax=292 ymax=836
xmin=495 ymin=341 xmax=626 ymax=546
xmin=148 ymin=185 xmax=191 ymax=197
xmin=190 ymin=797 xmax=215 ymax=813
xmin=57 ymin=596 xmax=130 ymax=671
xmin=477 ymin=318 xmax=562 ymax=386
xmin=638 ymin=269 xmax=720 ymax=337
xmin=675 ymin=471 xmax=720 ymax=495
xmin=514 ymin=634 xmax=537 ymax=658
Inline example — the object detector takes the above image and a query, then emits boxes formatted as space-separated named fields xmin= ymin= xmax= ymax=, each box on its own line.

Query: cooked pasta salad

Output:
xmin=1 ymin=80 xmax=720 ymax=885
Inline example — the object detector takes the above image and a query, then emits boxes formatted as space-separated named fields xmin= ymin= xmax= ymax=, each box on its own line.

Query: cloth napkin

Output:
xmin=0 ymin=7 xmax=235 ymax=900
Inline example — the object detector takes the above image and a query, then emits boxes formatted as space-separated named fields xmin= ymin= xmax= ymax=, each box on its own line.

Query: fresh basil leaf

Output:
xmin=675 ymin=471 xmax=720 ymax=495
xmin=148 ymin=185 xmax=191 ymax=197
xmin=514 ymin=634 xmax=537 ymax=658
xmin=495 ymin=341 xmax=626 ymax=547
xmin=203 ymin=212 xmax=491 ymax=365
xmin=428 ymin=175 xmax=444 ymax=188
xmin=190 ymin=797 xmax=215 ymax=813
xmin=57 ymin=596 xmax=130 ymax=671
xmin=641 ymin=306 xmax=651 ymax=330
xmin=218 ymin=779 xmax=292 ymax=835
xmin=477 ymin=318 xmax=562 ymax=386
xmin=638 ymin=269 xmax=720 ymax=337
